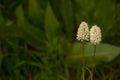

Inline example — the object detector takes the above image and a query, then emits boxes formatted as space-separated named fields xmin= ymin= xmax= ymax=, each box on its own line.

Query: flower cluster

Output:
xmin=76 ymin=22 xmax=89 ymax=41
xmin=76 ymin=21 xmax=101 ymax=45
xmin=90 ymin=25 xmax=101 ymax=45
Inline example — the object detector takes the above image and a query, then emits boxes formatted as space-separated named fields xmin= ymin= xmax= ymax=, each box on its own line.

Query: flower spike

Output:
xmin=90 ymin=25 xmax=101 ymax=45
xmin=76 ymin=22 xmax=89 ymax=41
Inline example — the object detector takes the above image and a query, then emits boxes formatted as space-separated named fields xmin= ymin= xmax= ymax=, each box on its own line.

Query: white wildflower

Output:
xmin=76 ymin=22 xmax=89 ymax=41
xmin=90 ymin=25 xmax=101 ymax=45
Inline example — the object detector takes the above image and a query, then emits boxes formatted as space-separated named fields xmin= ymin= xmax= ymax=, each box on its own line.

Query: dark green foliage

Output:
xmin=0 ymin=0 xmax=120 ymax=80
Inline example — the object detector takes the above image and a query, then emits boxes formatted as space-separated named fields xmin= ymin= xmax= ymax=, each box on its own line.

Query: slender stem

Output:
xmin=91 ymin=45 xmax=96 ymax=80
xmin=81 ymin=42 xmax=85 ymax=80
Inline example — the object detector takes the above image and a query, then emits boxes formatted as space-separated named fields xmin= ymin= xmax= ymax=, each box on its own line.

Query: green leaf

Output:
xmin=15 ymin=5 xmax=25 ymax=24
xmin=49 ymin=0 xmax=74 ymax=39
xmin=28 ymin=0 xmax=47 ymax=30
xmin=60 ymin=0 xmax=74 ymax=38
xmin=28 ymin=0 xmax=42 ymax=18
xmin=15 ymin=5 xmax=47 ymax=51
xmin=14 ymin=61 xmax=26 ymax=68
xmin=66 ymin=42 xmax=120 ymax=67
xmin=44 ymin=3 xmax=60 ymax=39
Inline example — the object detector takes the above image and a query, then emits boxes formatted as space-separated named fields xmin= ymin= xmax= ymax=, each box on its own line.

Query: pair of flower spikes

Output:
xmin=76 ymin=22 xmax=101 ymax=45
xmin=76 ymin=22 xmax=102 ymax=80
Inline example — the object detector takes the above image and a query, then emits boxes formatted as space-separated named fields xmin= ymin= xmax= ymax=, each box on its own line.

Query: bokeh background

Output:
xmin=0 ymin=0 xmax=120 ymax=80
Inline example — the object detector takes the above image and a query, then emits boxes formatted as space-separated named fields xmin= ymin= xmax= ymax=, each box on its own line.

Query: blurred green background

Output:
xmin=0 ymin=0 xmax=120 ymax=80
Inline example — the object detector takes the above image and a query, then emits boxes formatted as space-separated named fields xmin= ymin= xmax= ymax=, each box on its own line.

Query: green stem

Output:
xmin=91 ymin=45 xmax=96 ymax=80
xmin=81 ymin=42 xmax=85 ymax=80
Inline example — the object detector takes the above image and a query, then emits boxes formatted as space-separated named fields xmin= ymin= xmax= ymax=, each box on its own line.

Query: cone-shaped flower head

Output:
xmin=76 ymin=22 xmax=89 ymax=41
xmin=90 ymin=25 xmax=101 ymax=45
